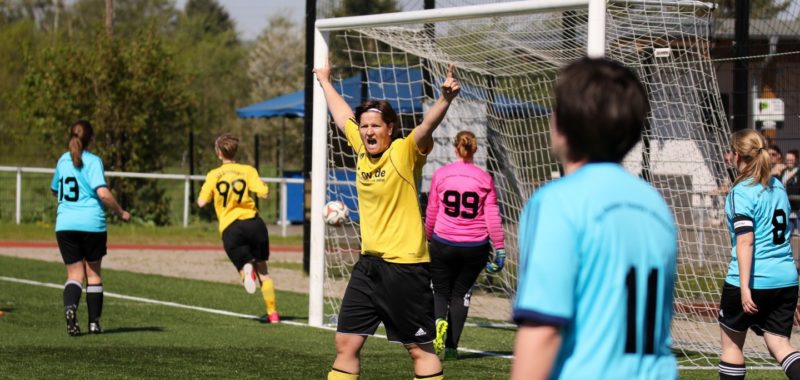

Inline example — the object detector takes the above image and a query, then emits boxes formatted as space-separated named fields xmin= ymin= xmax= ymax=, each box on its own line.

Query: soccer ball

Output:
xmin=323 ymin=200 xmax=349 ymax=225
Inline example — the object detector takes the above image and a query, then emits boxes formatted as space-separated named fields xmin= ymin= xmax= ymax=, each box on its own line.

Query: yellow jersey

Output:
xmin=198 ymin=163 xmax=269 ymax=234
xmin=344 ymin=118 xmax=429 ymax=264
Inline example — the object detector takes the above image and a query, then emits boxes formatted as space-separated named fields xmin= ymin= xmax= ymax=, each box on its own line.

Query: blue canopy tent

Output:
xmin=237 ymin=66 xmax=549 ymax=122
xmin=236 ymin=91 xmax=305 ymax=119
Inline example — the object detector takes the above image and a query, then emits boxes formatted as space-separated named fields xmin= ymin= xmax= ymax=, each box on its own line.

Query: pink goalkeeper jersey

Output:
xmin=425 ymin=161 xmax=505 ymax=249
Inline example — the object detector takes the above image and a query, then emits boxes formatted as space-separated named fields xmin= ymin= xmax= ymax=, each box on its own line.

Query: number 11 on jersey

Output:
xmin=625 ymin=266 xmax=661 ymax=355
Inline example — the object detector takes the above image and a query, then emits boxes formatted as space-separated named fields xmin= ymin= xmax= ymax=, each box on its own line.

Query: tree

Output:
xmin=0 ymin=19 xmax=39 ymax=165
xmin=173 ymin=0 xmax=249 ymax=173
xmin=248 ymin=15 xmax=304 ymax=101
xmin=327 ymin=0 xmax=401 ymax=71
xmin=245 ymin=14 xmax=306 ymax=172
xmin=185 ymin=0 xmax=234 ymax=37
xmin=65 ymin=0 xmax=177 ymax=39
xmin=20 ymin=28 xmax=196 ymax=224
xmin=330 ymin=0 xmax=398 ymax=17
xmin=0 ymin=0 xmax=58 ymax=30
xmin=715 ymin=0 xmax=792 ymax=19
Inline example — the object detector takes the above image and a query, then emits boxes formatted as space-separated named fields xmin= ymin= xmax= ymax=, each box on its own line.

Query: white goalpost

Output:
xmin=308 ymin=0 xmax=791 ymax=369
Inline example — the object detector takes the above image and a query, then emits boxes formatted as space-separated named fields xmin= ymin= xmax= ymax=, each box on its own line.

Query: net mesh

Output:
xmin=319 ymin=1 xmax=792 ymax=368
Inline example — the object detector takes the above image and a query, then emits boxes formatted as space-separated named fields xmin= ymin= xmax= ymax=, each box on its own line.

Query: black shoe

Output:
xmin=88 ymin=322 xmax=103 ymax=334
xmin=65 ymin=307 xmax=80 ymax=336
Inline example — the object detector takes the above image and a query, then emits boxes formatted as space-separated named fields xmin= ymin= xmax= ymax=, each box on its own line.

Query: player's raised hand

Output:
xmin=441 ymin=64 xmax=460 ymax=101
xmin=313 ymin=60 xmax=332 ymax=84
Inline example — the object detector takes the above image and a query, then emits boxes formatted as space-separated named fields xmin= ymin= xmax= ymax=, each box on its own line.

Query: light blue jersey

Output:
xmin=514 ymin=163 xmax=677 ymax=380
xmin=724 ymin=177 xmax=796 ymax=289
xmin=50 ymin=151 xmax=107 ymax=232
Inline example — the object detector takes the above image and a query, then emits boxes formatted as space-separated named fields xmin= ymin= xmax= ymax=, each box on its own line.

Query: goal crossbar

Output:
xmin=315 ymin=0 xmax=715 ymax=32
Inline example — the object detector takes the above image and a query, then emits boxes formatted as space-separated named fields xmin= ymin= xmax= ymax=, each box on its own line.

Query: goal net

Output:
xmin=310 ymin=0 xmax=787 ymax=369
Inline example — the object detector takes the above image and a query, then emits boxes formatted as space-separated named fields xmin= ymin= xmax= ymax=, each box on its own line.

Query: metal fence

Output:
xmin=0 ymin=166 xmax=304 ymax=237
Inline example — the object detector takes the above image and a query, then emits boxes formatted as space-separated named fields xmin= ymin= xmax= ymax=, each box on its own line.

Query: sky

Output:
xmin=174 ymin=0 xmax=306 ymax=41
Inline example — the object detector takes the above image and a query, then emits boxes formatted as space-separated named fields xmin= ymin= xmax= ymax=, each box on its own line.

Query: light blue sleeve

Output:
xmin=51 ymin=164 xmax=60 ymax=193
xmin=727 ymin=187 xmax=755 ymax=235
xmin=86 ymin=157 xmax=107 ymax=191
xmin=728 ymin=187 xmax=755 ymax=218
xmin=513 ymin=188 xmax=578 ymax=327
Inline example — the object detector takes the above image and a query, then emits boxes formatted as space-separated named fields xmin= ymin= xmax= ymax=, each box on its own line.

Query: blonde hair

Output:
xmin=215 ymin=134 xmax=239 ymax=160
xmin=454 ymin=131 xmax=477 ymax=159
xmin=730 ymin=129 xmax=772 ymax=187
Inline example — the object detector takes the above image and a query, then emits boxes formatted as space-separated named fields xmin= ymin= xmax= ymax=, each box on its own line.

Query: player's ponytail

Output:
xmin=454 ymin=131 xmax=477 ymax=160
xmin=68 ymin=120 xmax=94 ymax=168
xmin=731 ymin=129 xmax=772 ymax=188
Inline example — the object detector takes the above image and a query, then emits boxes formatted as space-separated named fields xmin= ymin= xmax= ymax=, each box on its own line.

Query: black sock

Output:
xmin=433 ymin=291 xmax=449 ymax=322
xmin=719 ymin=361 xmax=745 ymax=380
xmin=415 ymin=371 xmax=444 ymax=379
xmin=446 ymin=290 xmax=471 ymax=348
xmin=86 ymin=283 xmax=103 ymax=324
xmin=63 ymin=280 xmax=82 ymax=311
xmin=782 ymin=351 xmax=800 ymax=380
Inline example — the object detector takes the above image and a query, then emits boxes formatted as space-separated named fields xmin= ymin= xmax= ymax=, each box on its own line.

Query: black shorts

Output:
xmin=337 ymin=255 xmax=436 ymax=345
xmin=221 ymin=217 xmax=270 ymax=271
xmin=718 ymin=282 xmax=799 ymax=337
xmin=429 ymin=239 xmax=491 ymax=299
xmin=56 ymin=231 xmax=107 ymax=265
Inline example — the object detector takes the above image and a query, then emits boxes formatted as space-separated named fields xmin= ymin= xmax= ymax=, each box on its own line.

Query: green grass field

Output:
xmin=0 ymin=255 xmax=786 ymax=379
xmin=0 ymin=255 xmax=512 ymax=379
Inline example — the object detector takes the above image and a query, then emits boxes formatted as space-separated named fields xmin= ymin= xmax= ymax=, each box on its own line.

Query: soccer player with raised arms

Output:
xmin=197 ymin=134 xmax=279 ymax=323
xmin=314 ymin=60 xmax=459 ymax=380
xmin=511 ymin=58 xmax=677 ymax=379
xmin=718 ymin=129 xmax=800 ymax=380
xmin=51 ymin=120 xmax=131 ymax=336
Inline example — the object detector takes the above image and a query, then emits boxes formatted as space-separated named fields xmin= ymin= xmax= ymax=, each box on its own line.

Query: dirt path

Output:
xmin=0 ymin=245 xmax=311 ymax=294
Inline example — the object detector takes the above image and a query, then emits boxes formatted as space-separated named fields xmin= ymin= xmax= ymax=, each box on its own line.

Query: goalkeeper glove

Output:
xmin=486 ymin=249 xmax=506 ymax=274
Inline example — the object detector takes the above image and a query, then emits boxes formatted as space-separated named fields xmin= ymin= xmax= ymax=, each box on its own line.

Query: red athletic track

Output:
xmin=0 ymin=241 xmax=302 ymax=253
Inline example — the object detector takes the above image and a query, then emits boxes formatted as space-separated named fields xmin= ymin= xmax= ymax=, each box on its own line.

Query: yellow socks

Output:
xmin=328 ymin=368 xmax=359 ymax=380
xmin=260 ymin=277 xmax=277 ymax=314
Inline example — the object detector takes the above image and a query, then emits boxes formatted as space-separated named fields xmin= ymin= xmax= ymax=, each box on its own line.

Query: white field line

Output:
xmin=3 ymin=275 xmax=755 ymax=369
xmin=0 ymin=275 xmax=512 ymax=359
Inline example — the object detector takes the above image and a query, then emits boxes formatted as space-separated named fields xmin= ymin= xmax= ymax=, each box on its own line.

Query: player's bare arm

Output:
xmin=97 ymin=186 xmax=130 ymax=222
xmin=414 ymin=64 xmax=460 ymax=154
xmin=314 ymin=60 xmax=354 ymax=132
xmin=735 ymin=232 xmax=758 ymax=314
xmin=511 ymin=324 xmax=562 ymax=380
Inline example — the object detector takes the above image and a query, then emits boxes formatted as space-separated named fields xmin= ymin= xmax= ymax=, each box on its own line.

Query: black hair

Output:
xmin=554 ymin=57 xmax=650 ymax=163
